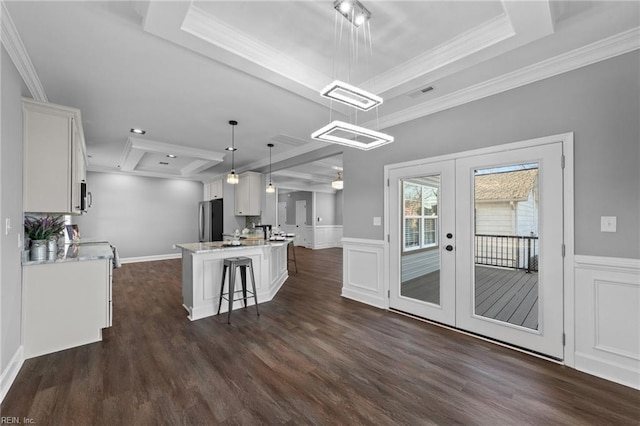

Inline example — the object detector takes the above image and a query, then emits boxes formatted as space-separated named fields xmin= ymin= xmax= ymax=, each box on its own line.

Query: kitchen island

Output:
xmin=175 ymin=239 xmax=290 ymax=321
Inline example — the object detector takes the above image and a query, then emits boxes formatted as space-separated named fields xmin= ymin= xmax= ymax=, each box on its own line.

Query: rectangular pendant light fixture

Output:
xmin=311 ymin=120 xmax=394 ymax=150
xmin=320 ymin=80 xmax=383 ymax=111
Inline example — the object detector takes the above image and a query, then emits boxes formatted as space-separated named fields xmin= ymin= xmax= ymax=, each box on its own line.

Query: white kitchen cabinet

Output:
xmin=203 ymin=179 xmax=223 ymax=201
xmin=23 ymin=98 xmax=87 ymax=214
xmin=235 ymin=171 xmax=262 ymax=216
xmin=22 ymin=259 xmax=112 ymax=359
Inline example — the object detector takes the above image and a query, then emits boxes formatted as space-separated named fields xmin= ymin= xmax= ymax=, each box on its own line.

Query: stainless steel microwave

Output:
xmin=80 ymin=182 xmax=92 ymax=212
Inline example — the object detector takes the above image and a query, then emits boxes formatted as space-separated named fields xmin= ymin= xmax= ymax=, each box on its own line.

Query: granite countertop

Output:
xmin=176 ymin=238 xmax=292 ymax=254
xmin=22 ymin=241 xmax=114 ymax=266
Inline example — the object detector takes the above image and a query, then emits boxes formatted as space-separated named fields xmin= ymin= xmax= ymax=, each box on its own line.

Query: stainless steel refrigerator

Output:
xmin=198 ymin=199 xmax=223 ymax=242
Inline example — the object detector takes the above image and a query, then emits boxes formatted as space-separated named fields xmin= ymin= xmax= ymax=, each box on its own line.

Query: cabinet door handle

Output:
xmin=87 ymin=192 xmax=93 ymax=208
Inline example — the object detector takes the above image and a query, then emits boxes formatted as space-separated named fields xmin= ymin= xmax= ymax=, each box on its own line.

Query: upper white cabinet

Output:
xmin=235 ymin=172 xmax=262 ymax=216
xmin=203 ymin=179 xmax=223 ymax=201
xmin=23 ymin=98 xmax=87 ymax=214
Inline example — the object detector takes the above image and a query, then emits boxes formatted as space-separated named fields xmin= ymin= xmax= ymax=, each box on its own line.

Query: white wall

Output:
xmin=1 ymin=46 xmax=28 ymax=392
xmin=74 ymin=172 xmax=202 ymax=259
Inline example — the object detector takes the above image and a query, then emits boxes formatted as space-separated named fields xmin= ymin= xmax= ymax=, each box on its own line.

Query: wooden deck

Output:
xmin=475 ymin=265 xmax=538 ymax=329
xmin=401 ymin=265 xmax=538 ymax=329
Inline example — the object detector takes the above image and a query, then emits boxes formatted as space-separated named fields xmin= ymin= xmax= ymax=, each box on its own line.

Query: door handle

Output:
xmin=445 ymin=245 xmax=454 ymax=251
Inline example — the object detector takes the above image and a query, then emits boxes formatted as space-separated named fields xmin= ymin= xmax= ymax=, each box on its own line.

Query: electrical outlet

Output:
xmin=601 ymin=216 xmax=617 ymax=233
xmin=373 ymin=217 xmax=381 ymax=226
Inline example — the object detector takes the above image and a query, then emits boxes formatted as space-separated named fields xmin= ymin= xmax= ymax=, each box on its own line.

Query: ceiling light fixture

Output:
xmin=166 ymin=154 xmax=177 ymax=158
xmin=312 ymin=0 xmax=393 ymax=150
xmin=333 ymin=0 xmax=370 ymax=27
xmin=312 ymin=120 xmax=393 ymax=150
xmin=320 ymin=80 xmax=382 ymax=111
xmin=266 ymin=143 xmax=275 ymax=194
xmin=130 ymin=128 xmax=146 ymax=135
xmin=226 ymin=120 xmax=239 ymax=185
xmin=331 ymin=171 xmax=344 ymax=190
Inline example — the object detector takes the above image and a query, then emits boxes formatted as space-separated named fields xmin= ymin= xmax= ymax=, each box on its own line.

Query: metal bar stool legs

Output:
xmin=217 ymin=257 xmax=259 ymax=324
xmin=288 ymin=241 xmax=298 ymax=273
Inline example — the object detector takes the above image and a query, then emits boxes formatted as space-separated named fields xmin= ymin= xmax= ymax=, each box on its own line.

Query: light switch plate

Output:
xmin=373 ymin=217 xmax=381 ymax=226
xmin=5 ymin=218 xmax=10 ymax=235
xmin=601 ymin=216 xmax=617 ymax=232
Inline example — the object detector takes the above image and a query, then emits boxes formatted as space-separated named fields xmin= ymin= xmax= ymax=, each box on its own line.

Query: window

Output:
xmin=403 ymin=181 xmax=439 ymax=251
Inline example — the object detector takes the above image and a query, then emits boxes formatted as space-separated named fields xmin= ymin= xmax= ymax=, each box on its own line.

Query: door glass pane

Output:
xmin=473 ymin=163 xmax=539 ymax=330
xmin=401 ymin=176 xmax=441 ymax=305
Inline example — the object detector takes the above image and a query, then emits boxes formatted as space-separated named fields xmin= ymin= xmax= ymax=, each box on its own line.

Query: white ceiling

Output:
xmin=3 ymin=1 xmax=639 ymax=192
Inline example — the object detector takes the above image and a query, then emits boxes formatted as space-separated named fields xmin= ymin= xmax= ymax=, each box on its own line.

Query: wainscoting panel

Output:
xmin=313 ymin=225 xmax=343 ymax=249
xmin=342 ymin=238 xmax=386 ymax=308
xmin=574 ymin=255 xmax=640 ymax=389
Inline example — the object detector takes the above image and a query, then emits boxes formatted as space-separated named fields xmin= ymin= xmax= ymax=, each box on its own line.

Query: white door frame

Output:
xmin=383 ymin=133 xmax=575 ymax=365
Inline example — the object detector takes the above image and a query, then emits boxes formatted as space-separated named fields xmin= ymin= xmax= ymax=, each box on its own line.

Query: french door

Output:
xmin=389 ymin=142 xmax=565 ymax=359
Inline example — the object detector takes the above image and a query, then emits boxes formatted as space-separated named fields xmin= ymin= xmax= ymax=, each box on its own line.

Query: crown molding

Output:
xmin=180 ymin=4 xmax=328 ymax=91
xmin=369 ymin=13 xmax=515 ymax=95
xmin=0 ymin=2 xmax=47 ymax=102
xmin=370 ymin=26 xmax=640 ymax=131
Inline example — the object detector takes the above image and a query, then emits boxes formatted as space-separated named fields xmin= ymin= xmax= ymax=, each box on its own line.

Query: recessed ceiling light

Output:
xmin=225 ymin=147 xmax=237 ymax=152
xmin=166 ymin=154 xmax=177 ymax=158
xmin=130 ymin=128 xmax=146 ymax=135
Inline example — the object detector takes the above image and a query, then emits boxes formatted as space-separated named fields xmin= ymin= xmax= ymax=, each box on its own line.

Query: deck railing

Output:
xmin=474 ymin=234 xmax=539 ymax=272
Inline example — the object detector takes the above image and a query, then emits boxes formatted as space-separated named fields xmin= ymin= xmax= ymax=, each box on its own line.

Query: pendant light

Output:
xmin=331 ymin=171 xmax=344 ymax=190
xmin=311 ymin=0 xmax=394 ymax=150
xmin=266 ymin=143 xmax=275 ymax=193
xmin=226 ymin=120 xmax=239 ymax=184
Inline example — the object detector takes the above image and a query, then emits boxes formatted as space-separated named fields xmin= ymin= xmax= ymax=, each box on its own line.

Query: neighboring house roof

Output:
xmin=475 ymin=169 xmax=538 ymax=201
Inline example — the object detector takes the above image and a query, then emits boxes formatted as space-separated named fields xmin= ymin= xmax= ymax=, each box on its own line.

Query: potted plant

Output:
xmin=24 ymin=215 xmax=65 ymax=260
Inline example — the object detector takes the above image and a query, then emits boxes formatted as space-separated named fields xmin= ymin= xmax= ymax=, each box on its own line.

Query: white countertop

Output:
xmin=22 ymin=241 xmax=114 ymax=266
xmin=176 ymin=238 xmax=291 ymax=254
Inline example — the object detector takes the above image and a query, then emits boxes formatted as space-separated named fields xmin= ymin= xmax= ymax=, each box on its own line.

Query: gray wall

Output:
xmin=1 ymin=47 xmax=28 ymax=373
xmin=279 ymin=191 xmax=313 ymax=225
xmin=335 ymin=190 xmax=343 ymax=226
xmin=75 ymin=172 xmax=202 ymax=258
xmin=343 ymin=51 xmax=640 ymax=259
xmin=315 ymin=192 xmax=336 ymax=225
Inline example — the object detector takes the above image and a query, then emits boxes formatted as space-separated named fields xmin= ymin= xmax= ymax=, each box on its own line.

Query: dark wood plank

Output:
xmin=2 ymin=248 xmax=638 ymax=425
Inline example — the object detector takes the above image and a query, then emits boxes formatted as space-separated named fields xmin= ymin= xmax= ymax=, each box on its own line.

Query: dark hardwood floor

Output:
xmin=3 ymin=247 xmax=639 ymax=425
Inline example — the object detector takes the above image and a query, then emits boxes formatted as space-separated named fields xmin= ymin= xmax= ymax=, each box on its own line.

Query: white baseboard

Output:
xmin=1 ymin=345 xmax=24 ymax=403
xmin=342 ymin=287 xmax=386 ymax=309
xmin=312 ymin=242 xmax=343 ymax=250
xmin=120 ymin=253 xmax=181 ymax=264
xmin=575 ymin=351 xmax=640 ymax=390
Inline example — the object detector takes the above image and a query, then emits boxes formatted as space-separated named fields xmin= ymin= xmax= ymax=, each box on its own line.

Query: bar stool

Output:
xmin=217 ymin=256 xmax=259 ymax=324
xmin=287 ymin=240 xmax=298 ymax=273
